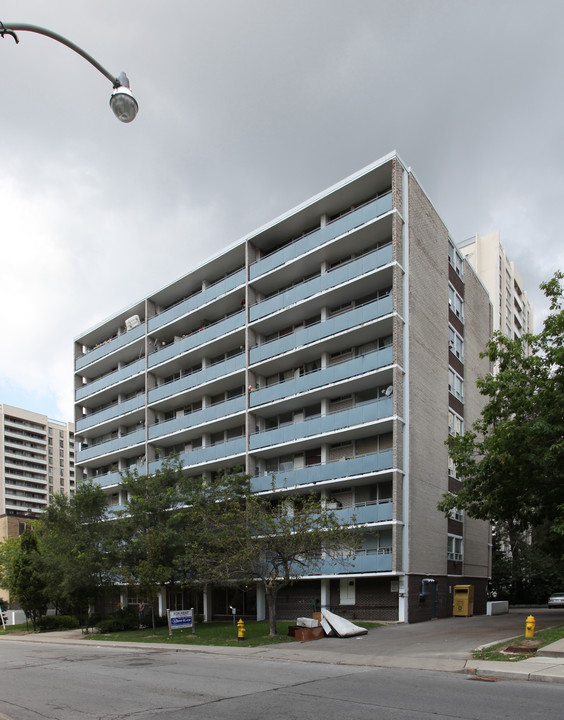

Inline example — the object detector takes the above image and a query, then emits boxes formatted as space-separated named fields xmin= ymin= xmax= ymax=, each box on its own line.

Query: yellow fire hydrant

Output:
xmin=237 ymin=618 xmax=246 ymax=641
xmin=525 ymin=614 xmax=536 ymax=639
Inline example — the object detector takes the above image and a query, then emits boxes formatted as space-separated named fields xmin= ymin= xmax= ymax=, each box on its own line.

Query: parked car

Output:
xmin=548 ymin=592 xmax=564 ymax=608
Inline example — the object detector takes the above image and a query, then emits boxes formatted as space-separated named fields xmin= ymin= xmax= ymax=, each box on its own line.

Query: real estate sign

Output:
xmin=167 ymin=608 xmax=195 ymax=637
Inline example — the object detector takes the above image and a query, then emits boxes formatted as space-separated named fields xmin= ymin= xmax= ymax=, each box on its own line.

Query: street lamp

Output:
xmin=0 ymin=21 xmax=138 ymax=122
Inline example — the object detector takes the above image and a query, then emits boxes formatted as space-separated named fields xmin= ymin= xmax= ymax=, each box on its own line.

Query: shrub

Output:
xmin=37 ymin=615 xmax=79 ymax=632
xmin=95 ymin=608 xmax=139 ymax=633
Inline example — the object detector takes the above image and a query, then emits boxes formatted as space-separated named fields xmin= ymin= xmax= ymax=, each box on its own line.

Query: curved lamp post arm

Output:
xmin=0 ymin=21 xmax=138 ymax=122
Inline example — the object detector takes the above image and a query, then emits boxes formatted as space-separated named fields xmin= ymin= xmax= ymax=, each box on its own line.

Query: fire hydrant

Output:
xmin=237 ymin=618 xmax=246 ymax=641
xmin=525 ymin=614 xmax=536 ymax=639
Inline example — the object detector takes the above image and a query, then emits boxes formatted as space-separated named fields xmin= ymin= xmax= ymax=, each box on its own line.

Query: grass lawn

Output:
xmin=0 ymin=622 xmax=34 ymax=634
xmin=91 ymin=620 xmax=382 ymax=647
xmin=472 ymin=624 xmax=564 ymax=662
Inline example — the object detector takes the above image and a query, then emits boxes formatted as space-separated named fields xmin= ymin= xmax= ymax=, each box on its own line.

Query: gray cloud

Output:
xmin=1 ymin=0 xmax=562 ymax=420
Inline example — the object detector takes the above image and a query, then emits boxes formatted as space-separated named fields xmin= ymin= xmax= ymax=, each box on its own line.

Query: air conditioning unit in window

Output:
xmin=125 ymin=315 xmax=141 ymax=331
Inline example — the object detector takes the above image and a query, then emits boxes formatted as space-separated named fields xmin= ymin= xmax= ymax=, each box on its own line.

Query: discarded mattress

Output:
xmin=321 ymin=608 xmax=367 ymax=637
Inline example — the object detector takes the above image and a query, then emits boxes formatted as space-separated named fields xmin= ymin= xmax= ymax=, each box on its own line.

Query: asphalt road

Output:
xmin=1 ymin=606 xmax=564 ymax=719
xmin=1 ymin=635 xmax=563 ymax=720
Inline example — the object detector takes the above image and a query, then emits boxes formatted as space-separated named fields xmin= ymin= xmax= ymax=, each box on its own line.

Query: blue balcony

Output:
xmin=148 ymin=311 xmax=245 ymax=368
xmin=250 ymin=346 xmax=393 ymax=407
xmin=148 ymin=268 xmax=246 ymax=333
xmin=75 ymin=322 xmax=146 ymax=371
xmin=250 ymin=192 xmax=393 ymax=280
xmin=250 ymin=397 xmax=393 ymax=450
xmin=76 ymin=358 xmax=146 ymax=402
xmin=76 ymin=394 xmax=146 ymax=433
xmin=77 ymin=428 xmax=146 ymax=463
xmin=251 ymin=450 xmax=393 ymax=492
xmin=333 ymin=500 xmax=393 ymax=525
xmin=250 ymin=295 xmax=393 ymax=364
xmin=148 ymin=354 xmax=245 ymax=404
xmin=148 ymin=437 xmax=246 ymax=474
xmin=91 ymin=470 xmax=124 ymax=488
xmin=148 ymin=396 xmax=246 ymax=441
xmin=250 ymin=244 xmax=393 ymax=322
xmin=314 ymin=548 xmax=393 ymax=575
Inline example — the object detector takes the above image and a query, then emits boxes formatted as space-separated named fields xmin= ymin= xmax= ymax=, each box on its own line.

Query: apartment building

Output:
xmin=458 ymin=231 xmax=533 ymax=339
xmin=74 ymin=151 xmax=492 ymax=623
xmin=0 ymin=404 xmax=76 ymax=536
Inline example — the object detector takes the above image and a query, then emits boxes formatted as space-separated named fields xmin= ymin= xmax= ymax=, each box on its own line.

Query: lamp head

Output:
xmin=110 ymin=72 xmax=138 ymax=123
xmin=110 ymin=85 xmax=138 ymax=123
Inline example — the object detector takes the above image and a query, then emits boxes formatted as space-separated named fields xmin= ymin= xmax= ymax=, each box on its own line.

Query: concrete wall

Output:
xmin=405 ymin=172 xmax=450 ymax=577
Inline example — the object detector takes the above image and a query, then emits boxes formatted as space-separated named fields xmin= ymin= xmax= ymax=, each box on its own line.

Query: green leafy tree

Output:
xmin=37 ymin=480 xmax=111 ymax=630
xmin=174 ymin=469 xmax=252 ymax=588
xmin=113 ymin=456 xmax=189 ymax=634
xmin=1 ymin=527 xmax=48 ymax=630
xmin=229 ymin=484 xmax=361 ymax=636
xmin=440 ymin=272 xmax=564 ymax=593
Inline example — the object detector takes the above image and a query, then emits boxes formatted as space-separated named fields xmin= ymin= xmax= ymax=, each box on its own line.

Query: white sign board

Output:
xmin=167 ymin=608 xmax=194 ymax=636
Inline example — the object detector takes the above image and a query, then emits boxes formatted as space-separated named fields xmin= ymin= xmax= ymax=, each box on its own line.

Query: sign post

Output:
xmin=167 ymin=608 xmax=194 ymax=638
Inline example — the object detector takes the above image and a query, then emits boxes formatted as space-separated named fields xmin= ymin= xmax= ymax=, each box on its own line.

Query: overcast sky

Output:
xmin=1 ymin=0 xmax=563 ymax=422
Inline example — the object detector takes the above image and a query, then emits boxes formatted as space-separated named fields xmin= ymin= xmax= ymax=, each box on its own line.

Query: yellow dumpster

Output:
xmin=453 ymin=585 xmax=474 ymax=616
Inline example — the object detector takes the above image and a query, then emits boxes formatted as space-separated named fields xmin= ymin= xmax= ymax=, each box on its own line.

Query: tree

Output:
xmin=0 ymin=527 xmax=48 ymax=630
xmin=229 ymin=483 xmax=361 ymax=636
xmin=439 ymin=272 xmax=564 ymax=589
xmin=37 ymin=480 xmax=111 ymax=630
xmin=113 ymin=456 xmax=189 ymax=634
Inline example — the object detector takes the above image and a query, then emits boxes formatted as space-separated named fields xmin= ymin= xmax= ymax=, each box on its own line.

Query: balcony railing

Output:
xmin=333 ymin=500 xmax=393 ymax=525
xmin=312 ymin=548 xmax=393 ymax=575
xmin=251 ymin=450 xmax=393 ymax=492
xmin=250 ymin=346 xmax=393 ymax=407
xmin=76 ymin=393 xmax=146 ymax=433
xmin=76 ymin=358 xmax=145 ymax=402
xmin=148 ymin=396 xmax=246 ymax=441
xmin=250 ymin=191 xmax=393 ymax=280
xmin=148 ymin=268 xmax=246 ymax=333
xmin=250 ymin=294 xmax=393 ymax=365
xmin=76 ymin=321 xmax=146 ymax=371
xmin=148 ymin=437 xmax=246 ymax=474
xmin=148 ymin=310 xmax=245 ymax=368
xmin=77 ymin=428 xmax=146 ymax=462
xmin=148 ymin=353 xmax=245 ymax=404
xmin=250 ymin=396 xmax=393 ymax=449
xmin=250 ymin=243 xmax=393 ymax=322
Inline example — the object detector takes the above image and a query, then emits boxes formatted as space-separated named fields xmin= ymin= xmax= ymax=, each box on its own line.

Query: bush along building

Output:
xmin=74 ymin=151 xmax=492 ymax=623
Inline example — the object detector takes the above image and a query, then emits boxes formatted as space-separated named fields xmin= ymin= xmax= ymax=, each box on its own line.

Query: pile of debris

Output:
xmin=290 ymin=609 xmax=368 ymax=642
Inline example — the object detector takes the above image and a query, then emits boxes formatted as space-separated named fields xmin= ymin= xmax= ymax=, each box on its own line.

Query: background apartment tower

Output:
xmin=0 ymin=405 xmax=76 ymax=541
xmin=74 ymin=152 xmax=492 ymax=623
xmin=458 ymin=231 xmax=533 ymax=339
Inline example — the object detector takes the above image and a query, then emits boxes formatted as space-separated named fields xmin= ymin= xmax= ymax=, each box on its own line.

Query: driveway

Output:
xmin=245 ymin=606 xmax=564 ymax=671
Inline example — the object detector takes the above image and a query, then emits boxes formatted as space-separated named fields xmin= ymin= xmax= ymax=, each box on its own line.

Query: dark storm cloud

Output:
xmin=1 ymin=0 xmax=562 ymax=418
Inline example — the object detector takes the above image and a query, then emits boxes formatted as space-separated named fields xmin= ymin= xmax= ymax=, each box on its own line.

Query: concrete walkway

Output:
xmin=3 ymin=607 xmax=564 ymax=684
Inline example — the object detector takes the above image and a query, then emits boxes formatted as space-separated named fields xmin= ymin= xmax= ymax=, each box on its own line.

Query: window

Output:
xmin=448 ymin=326 xmax=464 ymax=360
xmin=448 ymin=369 xmax=464 ymax=401
xmin=449 ymin=507 xmax=464 ymax=522
xmin=448 ymin=239 xmax=464 ymax=277
xmin=448 ymin=285 xmax=464 ymax=320
xmin=448 ymin=456 xmax=459 ymax=479
xmin=448 ymin=535 xmax=463 ymax=562
xmin=448 ymin=411 xmax=464 ymax=437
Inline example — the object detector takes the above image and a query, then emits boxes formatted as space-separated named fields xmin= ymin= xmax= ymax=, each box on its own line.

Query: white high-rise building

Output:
xmin=0 ymin=404 xmax=76 ymax=536
xmin=458 ymin=231 xmax=533 ymax=339
xmin=74 ymin=152 xmax=492 ymax=623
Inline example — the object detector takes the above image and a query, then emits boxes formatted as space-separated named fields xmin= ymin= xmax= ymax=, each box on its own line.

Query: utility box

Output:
xmin=453 ymin=585 xmax=474 ymax=616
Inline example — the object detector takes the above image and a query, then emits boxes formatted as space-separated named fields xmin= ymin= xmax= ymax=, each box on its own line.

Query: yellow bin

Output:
xmin=453 ymin=585 xmax=474 ymax=616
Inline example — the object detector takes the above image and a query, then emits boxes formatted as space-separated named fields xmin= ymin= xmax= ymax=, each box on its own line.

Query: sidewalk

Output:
xmin=4 ymin=617 xmax=564 ymax=684
xmin=466 ymin=639 xmax=564 ymax=684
